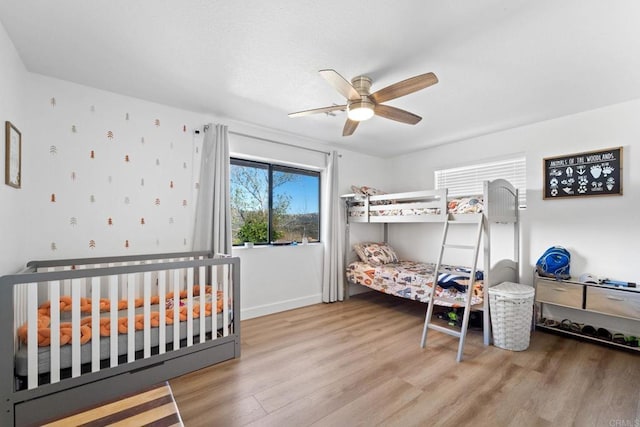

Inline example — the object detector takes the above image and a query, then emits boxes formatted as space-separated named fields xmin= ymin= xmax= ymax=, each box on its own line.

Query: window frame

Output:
xmin=230 ymin=157 xmax=321 ymax=246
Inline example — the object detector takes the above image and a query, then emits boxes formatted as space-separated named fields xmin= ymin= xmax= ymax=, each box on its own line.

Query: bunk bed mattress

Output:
xmin=15 ymin=310 xmax=233 ymax=377
xmin=347 ymin=261 xmax=483 ymax=307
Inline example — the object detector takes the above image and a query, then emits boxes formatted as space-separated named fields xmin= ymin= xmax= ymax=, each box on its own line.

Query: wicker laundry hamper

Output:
xmin=488 ymin=282 xmax=535 ymax=351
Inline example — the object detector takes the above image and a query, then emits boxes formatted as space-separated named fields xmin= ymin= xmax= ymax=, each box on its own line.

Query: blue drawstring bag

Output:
xmin=536 ymin=246 xmax=571 ymax=279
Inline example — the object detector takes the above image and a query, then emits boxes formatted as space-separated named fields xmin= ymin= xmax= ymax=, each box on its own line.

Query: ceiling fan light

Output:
xmin=347 ymin=99 xmax=374 ymax=121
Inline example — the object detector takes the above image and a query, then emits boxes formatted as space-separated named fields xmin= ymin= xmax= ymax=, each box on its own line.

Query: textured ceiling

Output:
xmin=2 ymin=1 xmax=640 ymax=157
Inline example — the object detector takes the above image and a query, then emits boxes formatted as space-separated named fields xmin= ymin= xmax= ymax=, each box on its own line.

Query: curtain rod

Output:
xmin=203 ymin=125 xmax=332 ymax=156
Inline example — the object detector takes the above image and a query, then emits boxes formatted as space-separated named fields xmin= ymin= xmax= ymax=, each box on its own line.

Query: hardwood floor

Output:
xmin=170 ymin=292 xmax=640 ymax=427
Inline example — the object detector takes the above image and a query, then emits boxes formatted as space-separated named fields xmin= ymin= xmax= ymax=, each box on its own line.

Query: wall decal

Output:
xmin=169 ymin=180 xmax=174 ymax=188
xmin=183 ymin=238 xmax=187 ymax=246
xmin=89 ymin=240 xmax=96 ymax=249
xmin=140 ymin=217 xmax=145 ymax=226
xmin=108 ymin=176 xmax=112 ymax=183
xmin=182 ymin=199 xmax=187 ymax=207
xmin=70 ymin=217 xmax=77 ymax=227
xmin=183 ymin=125 xmax=186 ymax=132
xmin=90 ymin=105 xmax=95 ymax=112
xmin=50 ymin=97 xmax=56 ymax=107
xmin=107 ymin=217 xmax=113 ymax=226
xmin=51 ymin=193 xmax=56 ymax=202
xmin=170 ymin=142 xmax=174 ymax=149
xmin=50 ymin=145 xmax=57 ymax=155
xmin=183 ymin=162 xmax=187 ymax=169
xmin=154 ymin=198 xmax=161 ymax=206
xmin=141 ymin=178 xmax=144 ymax=186
xmin=90 ymin=195 xmax=95 ymax=203
xmin=194 ymin=182 xmax=199 ymax=190
xmin=141 ymin=137 xmax=145 ymax=144
xmin=195 ymin=147 xmax=199 ymax=154
xmin=156 ymin=158 xmax=160 ymax=166
xmin=125 ymin=240 xmax=130 ymax=248
xmin=124 ymin=196 xmax=130 ymax=205
xmin=156 ymin=238 xmax=160 ymax=246
xmin=71 ymin=171 xmax=77 ymax=181
xmin=168 ymin=217 xmax=174 ymax=224
xmin=90 ymin=150 xmax=95 ymax=159
xmin=107 ymin=131 xmax=114 ymax=140
xmin=154 ymin=119 xmax=160 ymax=127
xmin=125 ymin=113 xmax=130 ymax=121
xmin=71 ymin=125 xmax=77 ymax=133
xmin=51 ymin=242 xmax=57 ymax=251
xmin=125 ymin=155 xmax=130 ymax=162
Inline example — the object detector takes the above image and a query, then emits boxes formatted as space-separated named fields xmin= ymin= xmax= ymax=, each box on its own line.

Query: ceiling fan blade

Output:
xmin=374 ymin=104 xmax=422 ymax=125
xmin=288 ymin=104 xmax=346 ymax=118
xmin=342 ymin=118 xmax=359 ymax=136
xmin=370 ymin=72 xmax=438 ymax=104
xmin=319 ymin=69 xmax=361 ymax=101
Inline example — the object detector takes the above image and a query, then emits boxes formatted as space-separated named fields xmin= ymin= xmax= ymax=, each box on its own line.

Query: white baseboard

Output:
xmin=241 ymin=293 xmax=323 ymax=320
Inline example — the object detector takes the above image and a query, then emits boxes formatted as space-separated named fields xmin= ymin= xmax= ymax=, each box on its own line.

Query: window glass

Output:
xmin=230 ymin=159 xmax=320 ymax=245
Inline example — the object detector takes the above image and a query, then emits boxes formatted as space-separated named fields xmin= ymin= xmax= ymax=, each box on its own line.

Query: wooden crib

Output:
xmin=0 ymin=251 xmax=240 ymax=427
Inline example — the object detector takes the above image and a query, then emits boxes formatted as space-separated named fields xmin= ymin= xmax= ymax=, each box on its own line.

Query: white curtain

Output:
xmin=322 ymin=150 xmax=344 ymax=302
xmin=192 ymin=123 xmax=232 ymax=255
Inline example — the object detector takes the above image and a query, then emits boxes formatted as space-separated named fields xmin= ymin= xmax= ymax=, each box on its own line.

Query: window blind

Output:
xmin=435 ymin=157 xmax=526 ymax=207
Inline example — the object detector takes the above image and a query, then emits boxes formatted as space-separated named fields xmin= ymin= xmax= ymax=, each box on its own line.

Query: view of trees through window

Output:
xmin=230 ymin=158 xmax=320 ymax=245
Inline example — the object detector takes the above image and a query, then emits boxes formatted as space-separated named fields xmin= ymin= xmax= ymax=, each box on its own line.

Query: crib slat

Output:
xmin=158 ymin=270 xmax=166 ymax=355
xmin=91 ymin=277 xmax=100 ymax=372
xmin=199 ymin=265 xmax=206 ymax=344
xmin=211 ymin=266 xmax=217 ymax=338
xmin=143 ymin=272 xmax=151 ymax=358
xmin=172 ymin=269 xmax=180 ymax=351
xmin=223 ymin=264 xmax=229 ymax=337
xmin=50 ymin=281 xmax=61 ymax=384
xmin=109 ymin=275 xmax=119 ymax=367
xmin=186 ymin=268 xmax=194 ymax=347
xmin=71 ymin=278 xmax=81 ymax=378
xmin=27 ymin=282 xmax=38 ymax=390
xmin=127 ymin=274 xmax=135 ymax=363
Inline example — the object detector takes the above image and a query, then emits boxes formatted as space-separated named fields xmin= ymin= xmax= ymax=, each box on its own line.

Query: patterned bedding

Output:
xmin=347 ymin=195 xmax=484 ymax=218
xmin=346 ymin=260 xmax=483 ymax=308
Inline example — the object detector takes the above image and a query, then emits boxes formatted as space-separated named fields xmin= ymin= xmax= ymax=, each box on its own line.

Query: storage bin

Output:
xmin=488 ymin=282 xmax=535 ymax=351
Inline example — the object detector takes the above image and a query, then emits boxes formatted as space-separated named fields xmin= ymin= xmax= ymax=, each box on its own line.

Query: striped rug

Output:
xmin=42 ymin=382 xmax=183 ymax=427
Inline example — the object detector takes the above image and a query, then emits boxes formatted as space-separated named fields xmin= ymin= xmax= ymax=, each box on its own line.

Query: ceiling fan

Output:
xmin=288 ymin=69 xmax=438 ymax=136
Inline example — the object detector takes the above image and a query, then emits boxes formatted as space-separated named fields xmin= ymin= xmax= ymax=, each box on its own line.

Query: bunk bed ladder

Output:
xmin=420 ymin=215 xmax=483 ymax=362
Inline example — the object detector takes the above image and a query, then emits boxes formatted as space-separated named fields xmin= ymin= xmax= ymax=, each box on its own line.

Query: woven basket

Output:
xmin=488 ymin=282 xmax=535 ymax=351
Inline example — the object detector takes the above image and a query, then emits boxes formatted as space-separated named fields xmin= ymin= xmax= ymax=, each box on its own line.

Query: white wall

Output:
xmin=0 ymin=20 xmax=27 ymax=273
xmin=389 ymin=99 xmax=640 ymax=285
xmin=20 ymin=73 xmax=209 ymax=261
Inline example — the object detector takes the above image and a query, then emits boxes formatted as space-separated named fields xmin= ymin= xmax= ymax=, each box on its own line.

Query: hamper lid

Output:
xmin=488 ymin=281 xmax=535 ymax=297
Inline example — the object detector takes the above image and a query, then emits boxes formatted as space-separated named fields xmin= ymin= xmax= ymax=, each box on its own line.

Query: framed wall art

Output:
xmin=543 ymin=146 xmax=622 ymax=199
xmin=5 ymin=121 xmax=22 ymax=189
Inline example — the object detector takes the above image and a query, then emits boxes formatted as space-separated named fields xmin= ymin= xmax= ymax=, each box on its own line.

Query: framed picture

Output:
xmin=543 ymin=146 xmax=622 ymax=199
xmin=5 ymin=121 xmax=21 ymax=188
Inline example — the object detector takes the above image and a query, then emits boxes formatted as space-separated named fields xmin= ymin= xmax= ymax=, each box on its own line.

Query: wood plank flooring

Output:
xmin=170 ymin=292 xmax=640 ymax=427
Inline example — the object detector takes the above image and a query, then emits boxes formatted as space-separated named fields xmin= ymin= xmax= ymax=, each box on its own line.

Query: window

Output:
xmin=435 ymin=157 xmax=527 ymax=207
xmin=230 ymin=158 xmax=320 ymax=245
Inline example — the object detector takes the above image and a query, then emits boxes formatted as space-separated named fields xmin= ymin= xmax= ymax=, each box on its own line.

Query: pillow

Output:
xmin=353 ymin=242 xmax=399 ymax=266
xmin=350 ymin=185 xmax=387 ymax=196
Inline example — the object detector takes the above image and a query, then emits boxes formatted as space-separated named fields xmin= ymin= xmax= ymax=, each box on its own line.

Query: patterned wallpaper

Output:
xmin=36 ymin=92 xmax=202 ymax=257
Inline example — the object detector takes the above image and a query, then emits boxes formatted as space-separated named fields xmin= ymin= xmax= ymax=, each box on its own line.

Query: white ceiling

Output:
xmin=2 ymin=1 xmax=640 ymax=157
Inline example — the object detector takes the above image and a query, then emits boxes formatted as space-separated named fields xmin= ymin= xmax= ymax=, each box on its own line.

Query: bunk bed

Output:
xmin=342 ymin=179 xmax=520 ymax=354
xmin=1 ymin=251 xmax=240 ymax=427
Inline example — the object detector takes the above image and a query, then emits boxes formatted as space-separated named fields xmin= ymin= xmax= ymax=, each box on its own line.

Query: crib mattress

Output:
xmin=346 ymin=260 xmax=483 ymax=307
xmin=15 ymin=310 xmax=232 ymax=377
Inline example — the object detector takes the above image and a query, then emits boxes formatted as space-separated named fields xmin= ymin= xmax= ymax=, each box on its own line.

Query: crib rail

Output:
xmin=0 ymin=253 xmax=240 ymax=410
